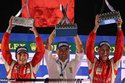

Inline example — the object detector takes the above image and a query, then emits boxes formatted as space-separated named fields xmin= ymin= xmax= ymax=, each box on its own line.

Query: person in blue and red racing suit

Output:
xmin=1 ymin=16 xmax=45 ymax=82
xmin=86 ymin=15 xmax=124 ymax=83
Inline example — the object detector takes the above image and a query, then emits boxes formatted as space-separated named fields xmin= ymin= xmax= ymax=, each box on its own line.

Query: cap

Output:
xmin=57 ymin=41 xmax=69 ymax=49
xmin=16 ymin=46 xmax=28 ymax=54
xmin=98 ymin=41 xmax=110 ymax=49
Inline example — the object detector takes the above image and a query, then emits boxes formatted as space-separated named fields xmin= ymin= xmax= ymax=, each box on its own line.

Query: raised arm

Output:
xmin=86 ymin=15 xmax=100 ymax=63
xmin=30 ymin=27 xmax=45 ymax=67
xmin=74 ymin=34 xmax=84 ymax=63
xmin=74 ymin=35 xmax=84 ymax=53
xmin=44 ymin=30 xmax=55 ymax=63
xmin=113 ymin=17 xmax=124 ymax=62
xmin=71 ymin=35 xmax=84 ymax=74
xmin=45 ymin=30 xmax=55 ymax=50
xmin=1 ymin=16 xmax=14 ymax=65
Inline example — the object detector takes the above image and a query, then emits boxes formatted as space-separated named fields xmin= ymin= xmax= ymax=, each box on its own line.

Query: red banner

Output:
xmin=22 ymin=0 xmax=74 ymax=28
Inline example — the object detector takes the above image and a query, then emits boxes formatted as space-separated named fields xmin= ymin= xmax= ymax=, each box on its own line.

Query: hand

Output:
xmin=6 ymin=16 xmax=15 ymax=33
xmin=48 ymin=30 xmax=55 ymax=45
xmin=116 ymin=17 xmax=123 ymax=27
xmin=95 ymin=15 xmax=100 ymax=28
xmin=93 ymin=15 xmax=100 ymax=33
xmin=74 ymin=35 xmax=83 ymax=53
xmin=29 ymin=27 xmax=39 ymax=37
xmin=9 ymin=16 xmax=15 ymax=29
xmin=45 ymin=30 xmax=55 ymax=50
xmin=116 ymin=17 xmax=123 ymax=31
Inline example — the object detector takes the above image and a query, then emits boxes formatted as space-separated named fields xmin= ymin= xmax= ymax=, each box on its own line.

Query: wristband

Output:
xmin=6 ymin=27 xmax=11 ymax=33
xmin=117 ymin=25 xmax=122 ymax=28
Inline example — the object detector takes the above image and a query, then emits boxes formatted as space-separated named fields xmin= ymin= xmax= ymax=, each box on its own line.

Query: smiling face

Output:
xmin=16 ymin=51 xmax=28 ymax=65
xmin=56 ymin=46 xmax=70 ymax=62
xmin=98 ymin=44 xmax=110 ymax=62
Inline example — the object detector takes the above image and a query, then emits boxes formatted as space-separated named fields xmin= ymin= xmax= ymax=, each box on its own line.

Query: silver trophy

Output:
xmin=12 ymin=17 xmax=34 ymax=27
xmin=99 ymin=11 xmax=120 ymax=25
xmin=99 ymin=0 xmax=121 ymax=25
xmin=55 ymin=4 xmax=77 ymax=36
xmin=12 ymin=0 xmax=34 ymax=27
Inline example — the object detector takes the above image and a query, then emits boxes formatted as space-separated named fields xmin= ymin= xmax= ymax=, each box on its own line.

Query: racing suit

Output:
xmin=86 ymin=30 xmax=124 ymax=83
xmin=1 ymin=32 xmax=45 ymax=82
xmin=44 ymin=49 xmax=84 ymax=83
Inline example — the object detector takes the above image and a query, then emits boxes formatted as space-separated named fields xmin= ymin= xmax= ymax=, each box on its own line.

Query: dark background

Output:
xmin=0 ymin=0 xmax=125 ymax=36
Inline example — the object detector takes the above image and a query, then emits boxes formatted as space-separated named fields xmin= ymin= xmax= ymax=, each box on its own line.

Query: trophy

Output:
xmin=12 ymin=17 xmax=34 ymax=27
xmin=12 ymin=0 xmax=34 ymax=27
xmin=55 ymin=4 xmax=77 ymax=36
xmin=98 ymin=0 xmax=121 ymax=25
xmin=99 ymin=11 xmax=120 ymax=25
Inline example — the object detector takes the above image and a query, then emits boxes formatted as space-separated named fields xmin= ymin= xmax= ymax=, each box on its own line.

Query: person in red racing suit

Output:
xmin=1 ymin=16 xmax=45 ymax=82
xmin=86 ymin=15 xmax=124 ymax=83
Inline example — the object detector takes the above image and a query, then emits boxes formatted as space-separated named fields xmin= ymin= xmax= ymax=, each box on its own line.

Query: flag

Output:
xmin=22 ymin=0 xmax=75 ymax=28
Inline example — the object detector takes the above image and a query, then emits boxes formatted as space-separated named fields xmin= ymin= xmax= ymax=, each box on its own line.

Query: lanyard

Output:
xmin=56 ymin=60 xmax=69 ymax=77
